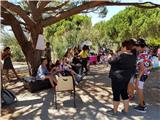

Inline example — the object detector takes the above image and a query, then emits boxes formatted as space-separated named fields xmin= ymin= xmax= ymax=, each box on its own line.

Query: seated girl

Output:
xmin=36 ymin=57 xmax=57 ymax=88
xmin=60 ymin=58 xmax=82 ymax=85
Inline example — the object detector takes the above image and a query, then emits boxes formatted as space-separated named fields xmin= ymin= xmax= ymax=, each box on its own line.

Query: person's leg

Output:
xmin=51 ymin=75 xmax=57 ymax=85
xmin=113 ymin=101 xmax=120 ymax=112
xmin=137 ymin=88 xmax=144 ymax=106
xmin=70 ymin=71 xmax=81 ymax=84
xmin=112 ymin=83 xmax=120 ymax=112
xmin=137 ymin=76 xmax=147 ymax=107
xmin=134 ymin=79 xmax=146 ymax=112
xmin=47 ymin=75 xmax=57 ymax=88
xmin=70 ymin=69 xmax=77 ymax=75
xmin=5 ymin=69 xmax=10 ymax=81
xmin=12 ymin=68 xmax=20 ymax=79
xmin=84 ymin=59 xmax=88 ymax=73
xmin=128 ymin=83 xmax=134 ymax=98
xmin=121 ymin=88 xmax=129 ymax=112
xmin=134 ymin=75 xmax=148 ymax=112
xmin=123 ymin=100 xmax=129 ymax=112
xmin=81 ymin=60 xmax=85 ymax=74
xmin=128 ymin=76 xmax=135 ymax=99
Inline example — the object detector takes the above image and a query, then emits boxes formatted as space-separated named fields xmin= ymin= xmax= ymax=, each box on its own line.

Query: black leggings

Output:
xmin=81 ymin=58 xmax=88 ymax=73
xmin=112 ymin=81 xmax=129 ymax=101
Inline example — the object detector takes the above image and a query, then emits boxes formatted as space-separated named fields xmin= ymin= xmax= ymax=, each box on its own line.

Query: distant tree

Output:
xmin=94 ymin=7 xmax=160 ymax=46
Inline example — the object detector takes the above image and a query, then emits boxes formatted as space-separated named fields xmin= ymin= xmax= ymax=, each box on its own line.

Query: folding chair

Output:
xmin=54 ymin=76 xmax=76 ymax=109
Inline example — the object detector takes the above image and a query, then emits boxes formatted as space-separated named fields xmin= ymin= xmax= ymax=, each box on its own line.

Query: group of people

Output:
xmin=1 ymin=39 xmax=158 ymax=115
xmin=36 ymin=42 xmax=91 ymax=89
xmin=108 ymin=38 xmax=154 ymax=114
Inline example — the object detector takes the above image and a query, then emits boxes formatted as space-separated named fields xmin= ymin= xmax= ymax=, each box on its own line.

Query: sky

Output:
xmin=88 ymin=6 xmax=126 ymax=25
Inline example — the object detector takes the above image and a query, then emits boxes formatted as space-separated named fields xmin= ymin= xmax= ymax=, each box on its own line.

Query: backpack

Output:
xmin=1 ymin=89 xmax=17 ymax=106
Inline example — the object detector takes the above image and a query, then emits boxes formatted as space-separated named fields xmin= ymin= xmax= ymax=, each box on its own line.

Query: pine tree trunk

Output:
xmin=16 ymin=24 xmax=44 ymax=76
xmin=26 ymin=25 xmax=44 ymax=76
xmin=25 ymin=47 xmax=43 ymax=76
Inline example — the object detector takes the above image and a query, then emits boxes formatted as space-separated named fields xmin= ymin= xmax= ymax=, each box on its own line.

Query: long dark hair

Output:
xmin=3 ymin=47 xmax=10 ymax=52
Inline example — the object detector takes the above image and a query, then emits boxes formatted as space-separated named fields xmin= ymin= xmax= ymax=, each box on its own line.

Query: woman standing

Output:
xmin=2 ymin=47 xmax=20 ymax=80
xmin=108 ymin=40 xmax=136 ymax=114
xmin=79 ymin=45 xmax=89 ymax=75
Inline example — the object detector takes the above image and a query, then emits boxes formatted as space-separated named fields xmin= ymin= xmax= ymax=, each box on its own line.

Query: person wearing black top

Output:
xmin=128 ymin=39 xmax=139 ymax=100
xmin=108 ymin=40 xmax=136 ymax=114
xmin=71 ymin=53 xmax=82 ymax=74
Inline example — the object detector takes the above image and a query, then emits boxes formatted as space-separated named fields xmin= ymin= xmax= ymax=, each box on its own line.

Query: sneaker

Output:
xmin=138 ymin=104 xmax=147 ymax=110
xmin=77 ymin=74 xmax=82 ymax=78
xmin=134 ymin=105 xmax=146 ymax=113
xmin=144 ymin=105 xmax=147 ymax=110
xmin=76 ymin=74 xmax=82 ymax=82
xmin=121 ymin=109 xmax=128 ymax=115
xmin=106 ymin=109 xmax=120 ymax=116
xmin=143 ymin=101 xmax=147 ymax=110
xmin=74 ymin=80 xmax=79 ymax=85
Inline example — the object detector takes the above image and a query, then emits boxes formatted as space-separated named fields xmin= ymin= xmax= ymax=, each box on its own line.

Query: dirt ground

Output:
xmin=1 ymin=64 xmax=160 ymax=120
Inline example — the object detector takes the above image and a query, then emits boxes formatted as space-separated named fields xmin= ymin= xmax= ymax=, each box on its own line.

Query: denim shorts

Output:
xmin=138 ymin=75 xmax=148 ymax=89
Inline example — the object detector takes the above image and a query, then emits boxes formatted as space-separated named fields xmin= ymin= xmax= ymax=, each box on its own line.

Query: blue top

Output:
xmin=36 ymin=65 xmax=49 ymax=80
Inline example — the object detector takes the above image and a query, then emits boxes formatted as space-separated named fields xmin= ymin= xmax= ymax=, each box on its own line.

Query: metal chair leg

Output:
xmin=54 ymin=87 xmax=57 ymax=109
xmin=73 ymin=81 xmax=76 ymax=108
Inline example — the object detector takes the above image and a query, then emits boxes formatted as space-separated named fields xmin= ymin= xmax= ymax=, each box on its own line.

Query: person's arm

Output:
xmin=78 ymin=51 xmax=83 ymax=57
xmin=1 ymin=53 xmax=8 ymax=60
xmin=137 ymin=63 xmax=145 ymax=80
xmin=50 ymin=66 xmax=60 ymax=74
xmin=108 ymin=54 xmax=120 ymax=65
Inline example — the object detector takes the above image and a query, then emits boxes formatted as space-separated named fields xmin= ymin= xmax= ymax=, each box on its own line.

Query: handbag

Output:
xmin=1 ymin=89 xmax=17 ymax=106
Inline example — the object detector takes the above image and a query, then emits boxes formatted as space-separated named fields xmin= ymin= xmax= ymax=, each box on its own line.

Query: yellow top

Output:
xmin=79 ymin=50 xmax=89 ymax=58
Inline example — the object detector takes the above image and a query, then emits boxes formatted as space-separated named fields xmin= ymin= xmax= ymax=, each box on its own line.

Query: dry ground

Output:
xmin=1 ymin=64 xmax=160 ymax=120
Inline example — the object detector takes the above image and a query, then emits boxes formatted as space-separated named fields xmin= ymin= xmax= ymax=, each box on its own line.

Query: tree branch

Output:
xmin=38 ymin=1 xmax=51 ymax=10
xmin=42 ymin=1 xmax=103 ymax=27
xmin=27 ymin=1 xmax=42 ymax=22
xmin=1 ymin=1 xmax=34 ymax=27
xmin=1 ymin=19 xmax=10 ymax=25
xmin=41 ymin=1 xmax=69 ymax=13
xmin=42 ymin=1 xmax=160 ymax=27
xmin=1 ymin=10 xmax=28 ymax=50
xmin=98 ymin=1 xmax=160 ymax=8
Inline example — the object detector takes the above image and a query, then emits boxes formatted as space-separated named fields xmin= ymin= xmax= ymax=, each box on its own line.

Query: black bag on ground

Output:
xmin=28 ymin=80 xmax=52 ymax=93
xmin=1 ymin=89 xmax=17 ymax=106
xmin=23 ymin=77 xmax=52 ymax=93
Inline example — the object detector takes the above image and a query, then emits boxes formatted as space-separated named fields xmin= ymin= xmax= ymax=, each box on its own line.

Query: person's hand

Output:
xmin=56 ymin=67 xmax=61 ymax=72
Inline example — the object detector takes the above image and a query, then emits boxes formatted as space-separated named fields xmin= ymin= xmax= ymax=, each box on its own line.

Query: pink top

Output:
xmin=158 ymin=48 xmax=160 ymax=55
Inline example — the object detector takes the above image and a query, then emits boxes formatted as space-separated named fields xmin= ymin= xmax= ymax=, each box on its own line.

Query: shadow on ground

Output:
xmin=1 ymin=64 xmax=160 ymax=120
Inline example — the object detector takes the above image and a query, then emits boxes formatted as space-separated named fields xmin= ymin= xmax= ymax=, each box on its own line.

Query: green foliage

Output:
xmin=44 ymin=14 xmax=92 ymax=59
xmin=1 ymin=34 xmax=25 ymax=61
xmin=44 ymin=7 xmax=160 ymax=59
xmin=94 ymin=7 xmax=160 ymax=46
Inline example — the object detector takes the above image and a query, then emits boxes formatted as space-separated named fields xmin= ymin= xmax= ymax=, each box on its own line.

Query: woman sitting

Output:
xmin=60 ymin=57 xmax=82 ymax=85
xmin=36 ymin=57 xmax=57 ymax=88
